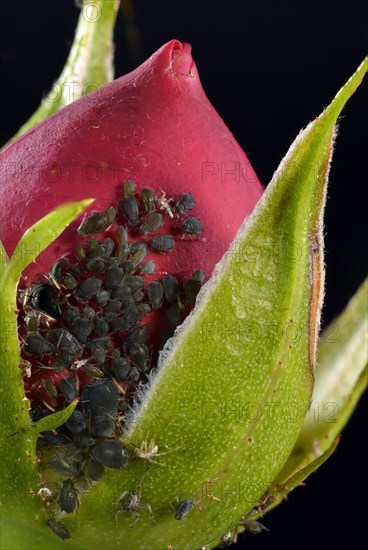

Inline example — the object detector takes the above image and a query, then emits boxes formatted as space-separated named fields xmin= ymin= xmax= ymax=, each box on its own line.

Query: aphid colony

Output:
xmin=17 ymin=182 xmax=206 ymax=536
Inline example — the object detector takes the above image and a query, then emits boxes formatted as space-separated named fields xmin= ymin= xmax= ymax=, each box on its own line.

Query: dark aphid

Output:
xmin=136 ymin=260 xmax=155 ymax=275
xmin=87 ymin=237 xmax=99 ymax=251
xmin=87 ymin=337 xmax=113 ymax=351
xmin=116 ymin=243 xmax=130 ymax=263
xmin=93 ymin=317 xmax=109 ymax=337
xmin=60 ymin=377 xmax=77 ymax=404
xmin=111 ymin=348 xmax=121 ymax=359
xmin=129 ymin=242 xmax=148 ymax=265
xmin=106 ymin=206 xmax=117 ymax=225
xmin=112 ymin=357 xmax=131 ymax=381
xmin=119 ymin=196 xmax=139 ymax=227
xmin=192 ymin=269 xmax=206 ymax=283
xmin=175 ymin=498 xmax=193 ymax=520
xmin=96 ymin=289 xmax=110 ymax=306
xmin=25 ymin=313 xmax=38 ymax=332
xmin=30 ymin=406 xmax=49 ymax=422
xmin=133 ymin=290 xmax=144 ymax=302
xmin=63 ymin=442 xmax=85 ymax=462
xmin=107 ymin=257 xmax=119 ymax=269
xmin=29 ymin=284 xmax=61 ymax=320
xmin=111 ymin=285 xmax=132 ymax=303
xmin=59 ymin=479 xmax=79 ymax=514
xmin=120 ymin=306 xmax=141 ymax=332
xmin=74 ymin=277 xmax=102 ymax=301
xmin=121 ymin=260 xmax=136 ymax=274
xmin=85 ymin=257 xmax=105 ymax=274
xmin=123 ymin=179 xmax=136 ymax=197
xmin=84 ymin=364 xmax=105 ymax=379
xmin=147 ymin=281 xmax=164 ymax=309
xmin=64 ymin=307 xmax=80 ymax=324
xmin=130 ymin=343 xmax=149 ymax=371
xmin=101 ymin=237 xmax=115 ymax=258
xmin=125 ymin=276 xmax=144 ymax=292
xmin=86 ymin=457 xmax=105 ymax=482
xmin=88 ymin=244 xmax=104 ymax=259
xmin=139 ymin=212 xmax=163 ymax=235
xmin=87 ymin=236 xmax=100 ymax=251
xmin=122 ymin=326 xmax=148 ymax=354
xmin=74 ymin=243 xmax=86 ymax=261
xmin=91 ymin=415 xmax=116 ymax=437
xmin=42 ymin=429 xmax=63 ymax=445
xmin=141 ymin=187 xmax=155 ymax=213
xmin=163 ymin=275 xmax=179 ymax=302
xmin=54 ymin=349 xmax=76 ymax=372
xmin=48 ymin=328 xmax=82 ymax=356
xmin=50 ymin=258 xmax=69 ymax=285
xmin=174 ymin=193 xmax=195 ymax=213
xmin=23 ymin=332 xmax=55 ymax=356
xmin=81 ymin=379 xmax=119 ymax=416
xmin=91 ymin=440 xmax=131 ymax=469
xmin=71 ymin=316 xmax=94 ymax=342
xmin=184 ymin=278 xmax=202 ymax=305
xmin=92 ymin=347 xmax=106 ymax=364
xmin=47 ymin=519 xmax=71 ymax=541
xmin=104 ymin=299 xmax=123 ymax=313
xmin=104 ymin=313 xmax=124 ymax=333
xmin=103 ymin=314 xmax=121 ymax=333
xmin=103 ymin=267 xmax=124 ymax=289
xmin=82 ymin=306 xmax=96 ymax=319
xmin=77 ymin=212 xmax=108 ymax=236
xmin=149 ymin=235 xmax=175 ymax=253
xmin=129 ymin=366 xmax=141 ymax=382
xmin=65 ymin=410 xmax=87 ymax=433
xmin=135 ymin=303 xmax=151 ymax=316
xmin=123 ymin=325 xmax=149 ymax=354
xmin=49 ymin=454 xmax=80 ymax=477
xmin=78 ymin=433 xmax=97 ymax=448
xmin=69 ymin=262 xmax=83 ymax=278
xmin=182 ymin=217 xmax=203 ymax=234
xmin=42 ymin=379 xmax=58 ymax=399
xmin=167 ymin=305 xmax=182 ymax=327
xmin=116 ymin=225 xmax=128 ymax=244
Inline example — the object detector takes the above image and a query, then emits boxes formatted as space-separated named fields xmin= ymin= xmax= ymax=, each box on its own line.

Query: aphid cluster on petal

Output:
xmin=17 ymin=181 xmax=207 ymax=532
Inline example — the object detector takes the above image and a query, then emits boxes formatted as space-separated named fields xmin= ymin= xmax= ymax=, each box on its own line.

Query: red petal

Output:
xmin=0 ymin=40 xmax=263 ymax=280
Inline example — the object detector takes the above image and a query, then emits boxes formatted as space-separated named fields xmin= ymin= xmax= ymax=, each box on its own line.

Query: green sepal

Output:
xmin=0 ymin=200 xmax=93 ymax=540
xmin=29 ymin=399 xmax=79 ymax=435
xmin=280 ymin=278 xmax=368 ymax=480
xmin=5 ymin=0 xmax=119 ymax=145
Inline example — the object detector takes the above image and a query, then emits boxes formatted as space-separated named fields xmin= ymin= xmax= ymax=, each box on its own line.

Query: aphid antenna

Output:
xmin=40 ymin=399 xmax=57 ymax=413
xmin=111 ymin=377 xmax=128 ymax=396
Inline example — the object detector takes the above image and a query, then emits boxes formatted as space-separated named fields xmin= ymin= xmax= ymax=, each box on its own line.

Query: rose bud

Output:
xmin=0 ymin=37 xmax=262 ymax=523
xmin=1 ymin=24 xmax=366 ymax=548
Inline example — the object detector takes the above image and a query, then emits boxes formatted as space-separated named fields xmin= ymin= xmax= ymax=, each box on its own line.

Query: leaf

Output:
xmin=279 ymin=278 xmax=368 ymax=480
xmin=273 ymin=436 xmax=340 ymax=501
xmin=57 ymin=51 xmax=366 ymax=550
xmin=225 ymin=436 xmax=342 ymax=546
xmin=31 ymin=399 xmax=79 ymax=435
xmin=5 ymin=0 xmax=119 ymax=145
xmin=0 ymin=200 xmax=92 ymax=529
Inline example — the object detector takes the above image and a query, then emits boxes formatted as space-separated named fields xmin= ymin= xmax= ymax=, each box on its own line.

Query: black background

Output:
xmin=1 ymin=1 xmax=367 ymax=548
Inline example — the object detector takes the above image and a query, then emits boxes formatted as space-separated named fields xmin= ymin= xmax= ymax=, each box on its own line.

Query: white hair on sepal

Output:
xmin=123 ymin=367 xmax=159 ymax=429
